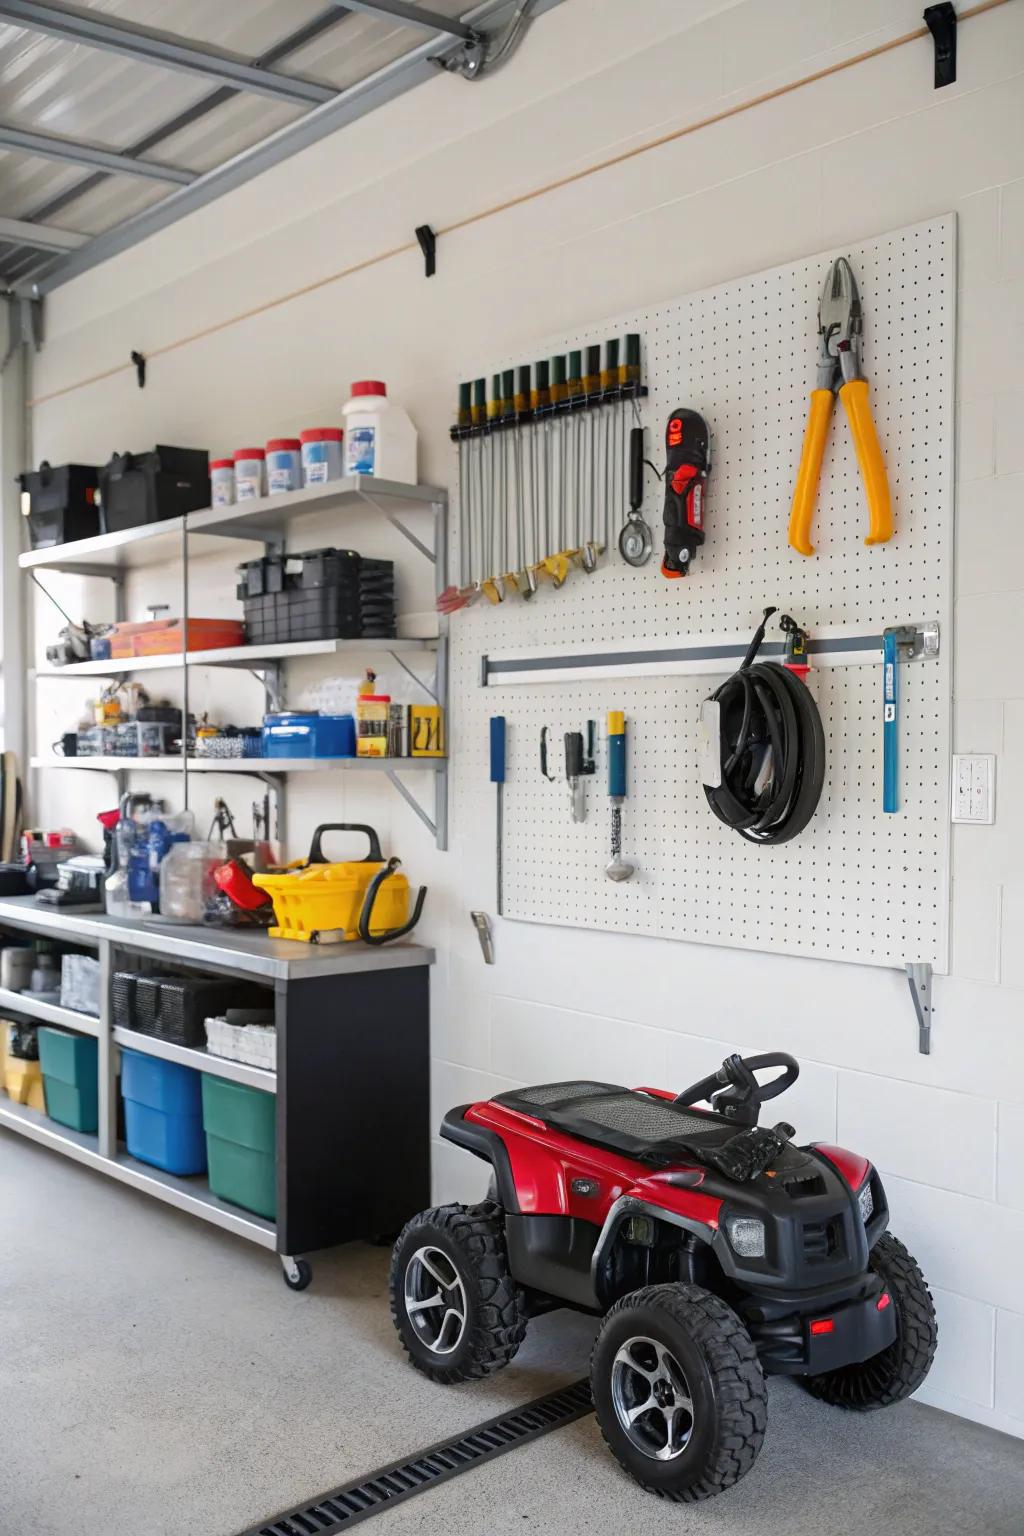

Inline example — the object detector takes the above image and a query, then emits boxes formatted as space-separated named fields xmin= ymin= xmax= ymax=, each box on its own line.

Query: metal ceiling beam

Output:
xmin=334 ymin=1 xmax=476 ymax=40
xmin=0 ymin=0 xmax=336 ymax=106
xmin=0 ymin=125 xmax=195 ymax=184
xmin=21 ymin=0 xmax=564 ymax=295
xmin=0 ymin=216 xmax=85 ymax=253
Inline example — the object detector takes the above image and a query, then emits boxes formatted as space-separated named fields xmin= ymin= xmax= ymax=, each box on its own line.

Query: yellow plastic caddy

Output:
xmin=253 ymin=824 xmax=426 ymax=945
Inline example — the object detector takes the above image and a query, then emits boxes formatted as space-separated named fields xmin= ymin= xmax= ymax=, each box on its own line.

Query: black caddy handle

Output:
xmin=357 ymin=857 xmax=428 ymax=946
xmin=307 ymin=823 xmax=384 ymax=865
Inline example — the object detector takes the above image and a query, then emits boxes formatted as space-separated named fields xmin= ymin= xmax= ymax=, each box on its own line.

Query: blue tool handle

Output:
xmin=882 ymin=632 xmax=898 ymax=813
xmin=490 ymin=715 xmax=506 ymax=784
xmin=608 ymin=733 xmax=626 ymax=798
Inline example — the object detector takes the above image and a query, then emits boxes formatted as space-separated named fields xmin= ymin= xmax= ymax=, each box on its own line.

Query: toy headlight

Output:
xmin=858 ymin=1179 xmax=874 ymax=1224
xmin=725 ymin=1215 xmax=766 ymax=1259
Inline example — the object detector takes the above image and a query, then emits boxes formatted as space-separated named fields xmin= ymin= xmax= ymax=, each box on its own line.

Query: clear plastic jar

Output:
xmin=300 ymin=428 xmax=344 ymax=486
xmin=266 ymin=438 xmax=302 ymax=495
xmin=233 ymin=448 xmax=266 ymax=501
xmin=210 ymin=458 xmax=235 ymax=507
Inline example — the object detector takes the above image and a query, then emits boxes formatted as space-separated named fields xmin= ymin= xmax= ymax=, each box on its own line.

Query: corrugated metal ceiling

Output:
xmin=0 ymin=0 xmax=523 ymax=289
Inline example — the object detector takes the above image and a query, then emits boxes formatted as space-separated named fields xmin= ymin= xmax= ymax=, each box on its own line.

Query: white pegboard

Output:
xmin=451 ymin=217 xmax=954 ymax=972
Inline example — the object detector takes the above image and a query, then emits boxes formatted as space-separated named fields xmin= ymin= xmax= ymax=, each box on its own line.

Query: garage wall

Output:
xmin=24 ymin=0 xmax=1024 ymax=1437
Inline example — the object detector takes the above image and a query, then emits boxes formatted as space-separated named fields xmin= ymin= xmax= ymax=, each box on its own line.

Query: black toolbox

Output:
xmin=98 ymin=446 xmax=210 ymax=533
xmin=236 ymin=548 xmax=394 ymax=643
xmin=18 ymin=462 xmax=101 ymax=548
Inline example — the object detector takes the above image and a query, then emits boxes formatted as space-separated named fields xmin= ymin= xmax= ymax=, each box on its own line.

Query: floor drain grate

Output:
xmin=239 ymin=1378 xmax=593 ymax=1535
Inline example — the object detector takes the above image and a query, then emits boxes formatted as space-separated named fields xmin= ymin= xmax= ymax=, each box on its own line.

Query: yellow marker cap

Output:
xmin=608 ymin=710 xmax=624 ymax=735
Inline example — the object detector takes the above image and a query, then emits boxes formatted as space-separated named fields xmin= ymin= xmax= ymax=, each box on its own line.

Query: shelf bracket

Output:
xmin=388 ymin=649 xmax=437 ymax=703
xmin=359 ymin=492 xmax=436 ymax=563
xmin=385 ymin=764 xmax=447 ymax=849
xmin=905 ymin=962 xmax=933 ymax=1055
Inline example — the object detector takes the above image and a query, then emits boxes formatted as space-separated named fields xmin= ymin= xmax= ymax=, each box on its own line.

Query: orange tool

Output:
xmin=789 ymin=257 xmax=892 ymax=557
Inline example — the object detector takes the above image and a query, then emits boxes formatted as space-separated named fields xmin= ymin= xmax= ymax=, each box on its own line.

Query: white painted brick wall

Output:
xmin=21 ymin=0 xmax=1024 ymax=1439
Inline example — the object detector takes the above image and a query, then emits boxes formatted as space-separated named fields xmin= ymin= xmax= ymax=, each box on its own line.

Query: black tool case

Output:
xmin=236 ymin=548 xmax=394 ymax=643
xmin=98 ymin=446 xmax=210 ymax=533
xmin=18 ymin=461 xmax=101 ymax=548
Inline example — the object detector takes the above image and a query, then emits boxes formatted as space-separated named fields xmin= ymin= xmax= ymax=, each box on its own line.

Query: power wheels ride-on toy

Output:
xmin=390 ymin=1053 xmax=937 ymax=1502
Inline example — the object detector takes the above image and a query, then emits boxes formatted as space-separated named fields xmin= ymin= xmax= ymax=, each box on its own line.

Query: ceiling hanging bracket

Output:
xmin=924 ymin=3 xmax=957 ymax=88
xmin=414 ymin=224 xmax=437 ymax=277
xmin=131 ymin=350 xmax=146 ymax=388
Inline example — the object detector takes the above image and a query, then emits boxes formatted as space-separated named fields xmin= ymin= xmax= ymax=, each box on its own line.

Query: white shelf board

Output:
xmin=32 ymin=634 xmax=436 ymax=679
xmin=113 ymin=1025 xmax=276 ymax=1093
xmin=0 ymin=1097 xmax=276 ymax=1248
xmin=188 ymin=475 xmax=445 ymax=539
xmin=31 ymin=754 xmax=444 ymax=773
xmin=0 ymin=985 xmax=101 ymax=1035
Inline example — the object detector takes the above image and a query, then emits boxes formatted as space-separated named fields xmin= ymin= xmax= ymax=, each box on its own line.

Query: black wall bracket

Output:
xmin=415 ymin=224 xmax=437 ymax=278
xmin=924 ymin=3 xmax=957 ymax=88
xmin=130 ymin=349 xmax=147 ymax=388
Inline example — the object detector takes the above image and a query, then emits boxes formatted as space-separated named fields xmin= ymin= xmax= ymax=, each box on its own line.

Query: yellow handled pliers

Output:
xmin=788 ymin=257 xmax=893 ymax=556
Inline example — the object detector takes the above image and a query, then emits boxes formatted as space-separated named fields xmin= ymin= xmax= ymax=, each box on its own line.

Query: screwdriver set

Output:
xmin=439 ymin=337 xmax=647 ymax=613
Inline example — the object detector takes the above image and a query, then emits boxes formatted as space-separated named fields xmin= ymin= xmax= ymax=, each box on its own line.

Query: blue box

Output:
xmin=262 ymin=711 xmax=355 ymax=759
xmin=121 ymin=1048 xmax=207 ymax=1176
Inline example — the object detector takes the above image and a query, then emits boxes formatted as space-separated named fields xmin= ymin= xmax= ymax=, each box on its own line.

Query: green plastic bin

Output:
xmin=38 ymin=1027 xmax=99 ymax=1134
xmin=201 ymin=1075 xmax=276 ymax=1220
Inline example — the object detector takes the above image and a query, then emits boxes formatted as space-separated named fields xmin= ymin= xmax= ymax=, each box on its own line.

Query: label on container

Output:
xmin=268 ymin=465 xmax=296 ymax=494
xmin=305 ymin=459 xmax=328 ymax=484
xmin=236 ymin=475 xmax=261 ymax=501
xmin=347 ymin=426 xmax=376 ymax=476
xmin=211 ymin=481 xmax=233 ymax=507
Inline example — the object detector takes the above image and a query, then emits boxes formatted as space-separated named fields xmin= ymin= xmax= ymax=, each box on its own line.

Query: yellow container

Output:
xmin=410 ymin=705 xmax=445 ymax=758
xmin=252 ymin=824 xmax=416 ymax=944
xmin=356 ymin=693 xmax=390 ymax=758
xmin=3 ymin=1056 xmax=46 ymax=1110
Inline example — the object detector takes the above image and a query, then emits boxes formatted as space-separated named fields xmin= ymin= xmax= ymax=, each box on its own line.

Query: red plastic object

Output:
xmin=813 ymin=1143 xmax=871 ymax=1191
xmin=877 ymin=1292 xmax=891 ymax=1311
xmin=810 ymin=1318 xmax=835 ymax=1336
xmin=351 ymin=380 xmax=387 ymax=397
xmin=299 ymin=428 xmax=343 ymax=443
xmin=215 ymin=859 xmax=272 ymax=911
xmin=96 ymin=809 xmax=120 ymax=830
xmin=266 ymin=438 xmax=301 ymax=452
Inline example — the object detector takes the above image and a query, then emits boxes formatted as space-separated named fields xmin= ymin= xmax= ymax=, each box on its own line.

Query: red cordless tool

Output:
xmin=661 ymin=408 xmax=710 ymax=578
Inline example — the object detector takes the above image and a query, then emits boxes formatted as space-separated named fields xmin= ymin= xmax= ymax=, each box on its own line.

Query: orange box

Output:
xmin=109 ymin=619 xmax=245 ymax=657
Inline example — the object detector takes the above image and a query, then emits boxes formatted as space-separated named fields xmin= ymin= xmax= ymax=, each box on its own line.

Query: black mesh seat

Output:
xmin=493 ymin=1080 xmax=739 ymax=1167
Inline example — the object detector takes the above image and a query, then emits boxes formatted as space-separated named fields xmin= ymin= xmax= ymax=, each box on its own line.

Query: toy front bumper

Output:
xmin=749 ymin=1284 xmax=898 ymax=1376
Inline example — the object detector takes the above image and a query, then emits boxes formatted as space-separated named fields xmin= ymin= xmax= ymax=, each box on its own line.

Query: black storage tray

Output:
xmin=99 ymin=446 xmax=210 ymax=533
xmin=113 ymin=971 xmax=268 ymax=1047
xmin=18 ymin=462 xmax=101 ymax=549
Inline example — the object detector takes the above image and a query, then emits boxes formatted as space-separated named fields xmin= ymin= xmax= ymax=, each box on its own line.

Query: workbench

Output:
xmin=0 ymin=896 xmax=433 ymax=1287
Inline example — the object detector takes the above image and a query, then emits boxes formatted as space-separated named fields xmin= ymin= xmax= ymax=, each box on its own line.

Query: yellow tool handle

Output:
xmin=839 ymin=378 xmax=893 ymax=546
xmin=788 ymin=388 xmax=833 ymax=557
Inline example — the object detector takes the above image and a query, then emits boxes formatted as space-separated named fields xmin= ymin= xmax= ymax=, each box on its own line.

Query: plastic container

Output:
xmin=3 ymin=1054 xmax=46 ymax=1110
xmin=158 ymin=841 xmax=224 ymax=923
xmin=205 ymin=1016 xmax=276 ymax=1071
xmin=265 ymin=438 xmax=302 ymax=496
xmin=18 ymin=461 xmax=100 ymax=549
xmin=60 ymin=954 xmax=102 ymax=1016
xmin=121 ymin=1048 xmax=206 ymax=1175
xmin=300 ymin=428 xmax=344 ymax=487
xmin=201 ymin=1075 xmax=276 ymax=1219
xmin=356 ymin=692 xmax=391 ymax=758
xmin=210 ymin=458 xmax=235 ymax=507
xmin=0 ymin=946 xmax=34 ymax=992
xmin=98 ymin=447 xmax=210 ymax=533
xmin=263 ymin=712 xmax=355 ymax=759
xmin=342 ymin=381 xmax=417 ymax=482
xmin=234 ymin=448 xmax=266 ymax=502
xmin=253 ymin=824 xmax=412 ymax=943
xmin=38 ymin=1027 xmax=99 ymax=1134
xmin=113 ymin=972 xmax=268 ymax=1047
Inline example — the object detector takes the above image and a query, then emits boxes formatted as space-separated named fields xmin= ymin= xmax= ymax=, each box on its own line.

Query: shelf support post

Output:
xmin=97 ymin=938 xmax=117 ymax=1157
xmin=905 ymin=961 xmax=933 ymax=1055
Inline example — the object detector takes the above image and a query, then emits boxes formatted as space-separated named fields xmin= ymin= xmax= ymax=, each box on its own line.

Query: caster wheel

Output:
xmin=282 ymin=1258 xmax=312 ymax=1291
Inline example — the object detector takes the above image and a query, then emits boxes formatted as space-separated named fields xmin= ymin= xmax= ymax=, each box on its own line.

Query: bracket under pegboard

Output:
xmin=451 ymin=216 xmax=955 ymax=976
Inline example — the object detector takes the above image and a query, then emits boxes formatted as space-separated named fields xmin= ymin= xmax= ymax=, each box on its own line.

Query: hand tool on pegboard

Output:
xmin=500 ymin=368 xmax=518 ymax=596
xmin=661 ymin=408 xmax=711 ymax=578
xmin=482 ymin=373 xmax=506 ymax=604
xmin=618 ymin=424 xmax=653 ymax=565
xmin=580 ymin=344 xmax=603 ymax=572
xmin=564 ymin=722 xmax=595 ymax=823
xmin=513 ymin=365 xmax=537 ymax=598
xmin=605 ymin=710 xmax=635 ymax=881
xmin=788 ymin=256 xmax=892 ymax=557
xmin=490 ymin=715 xmax=506 ymax=914
xmin=601 ymin=339 xmax=620 ymax=562
xmin=438 ymin=382 xmax=481 ymax=613
xmin=882 ymin=629 xmax=899 ymax=813
xmin=470 ymin=910 xmax=495 ymax=963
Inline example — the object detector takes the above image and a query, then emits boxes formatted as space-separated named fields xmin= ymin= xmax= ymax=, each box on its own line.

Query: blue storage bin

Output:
xmin=121 ymin=1048 xmax=206 ymax=1176
xmin=262 ymin=711 xmax=355 ymax=759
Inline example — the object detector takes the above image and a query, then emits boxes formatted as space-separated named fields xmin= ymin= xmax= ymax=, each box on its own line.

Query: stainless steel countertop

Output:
xmin=0 ymin=896 xmax=434 ymax=981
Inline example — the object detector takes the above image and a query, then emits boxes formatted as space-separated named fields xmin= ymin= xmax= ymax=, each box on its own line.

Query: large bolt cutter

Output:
xmin=788 ymin=257 xmax=893 ymax=556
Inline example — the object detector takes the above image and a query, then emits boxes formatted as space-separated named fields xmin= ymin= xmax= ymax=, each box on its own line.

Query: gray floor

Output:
xmin=1 ymin=1134 xmax=1021 ymax=1536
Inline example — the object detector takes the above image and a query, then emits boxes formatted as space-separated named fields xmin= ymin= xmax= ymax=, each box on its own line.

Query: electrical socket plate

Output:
xmin=951 ymin=754 xmax=996 ymax=824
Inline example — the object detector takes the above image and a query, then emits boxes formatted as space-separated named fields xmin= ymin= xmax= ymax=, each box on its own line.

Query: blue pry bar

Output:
xmin=490 ymin=715 xmax=506 ymax=784
xmin=883 ymin=631 xmax=898 ymax=813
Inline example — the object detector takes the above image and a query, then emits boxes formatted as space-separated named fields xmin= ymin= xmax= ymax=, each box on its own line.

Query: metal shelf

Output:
xmin=0 ymin=1097 xmax=276 ymax=1249
xmin=187 ymin=475 xmax=445 ymax=540
xmin=31 ymin=754 xmax=444 ymax=774
xmin=18 ymin=517 xmax=219 ymax=575
xmin=112 ymin=1025 xmax=276 ymax=1093
xmin=32 ymin=634 xmax=437 ymax=680
xmin=0 ymin=985 xmax=101 ymax=1035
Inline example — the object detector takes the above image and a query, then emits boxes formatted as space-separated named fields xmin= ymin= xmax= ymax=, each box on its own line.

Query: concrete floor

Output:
xmin=1 ymin=1133 xmax=1022 ymax=1536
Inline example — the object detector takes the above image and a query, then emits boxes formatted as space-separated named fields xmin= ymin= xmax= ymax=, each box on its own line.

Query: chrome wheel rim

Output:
xmin=403 ymin=1246 xmax=468 ymax=1356
xmin=610 ymin=1335 xmax=694 ymax=1461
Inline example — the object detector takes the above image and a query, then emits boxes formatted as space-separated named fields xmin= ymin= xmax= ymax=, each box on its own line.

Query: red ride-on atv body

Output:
xmin=390 ymin=1053 xmax=938 ymax=1502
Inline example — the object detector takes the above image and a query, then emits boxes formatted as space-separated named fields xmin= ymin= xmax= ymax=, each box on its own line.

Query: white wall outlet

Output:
xmin=951 ymin=754 xmax=996 ymax=824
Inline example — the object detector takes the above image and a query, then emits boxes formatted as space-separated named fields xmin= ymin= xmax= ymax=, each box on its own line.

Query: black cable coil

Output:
xmin=703 ymin=607 xmax=825 ymax=844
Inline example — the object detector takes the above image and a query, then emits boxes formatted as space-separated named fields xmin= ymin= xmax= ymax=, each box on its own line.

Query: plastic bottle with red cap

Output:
xmin=342 ymin=380 xmax=417 ymax=483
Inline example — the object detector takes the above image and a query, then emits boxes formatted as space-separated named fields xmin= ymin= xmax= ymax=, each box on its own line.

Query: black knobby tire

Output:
xmin=390 ymin=1201 xmax=527 ymax=1384
xmin=591 ymin=1283 xmax=767 ymax=1502
xmin=801 ymin=1232 xmax=937 ymax=1410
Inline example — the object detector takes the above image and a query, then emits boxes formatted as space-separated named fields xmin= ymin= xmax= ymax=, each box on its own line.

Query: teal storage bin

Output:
xmin=201 ymin=1075 xmax=276 ymax=1219
xmin=38 ymin=1027 xmax=99 ymax=1134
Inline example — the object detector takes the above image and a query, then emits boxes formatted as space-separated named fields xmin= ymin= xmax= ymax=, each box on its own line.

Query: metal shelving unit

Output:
xmin=26 ymin=475 xmax=450 ymax=848
xmin=0 ymin=985 xmax=101 ymax=1036
xmin=112 ymin=1025 xmax=276 ymax=1093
